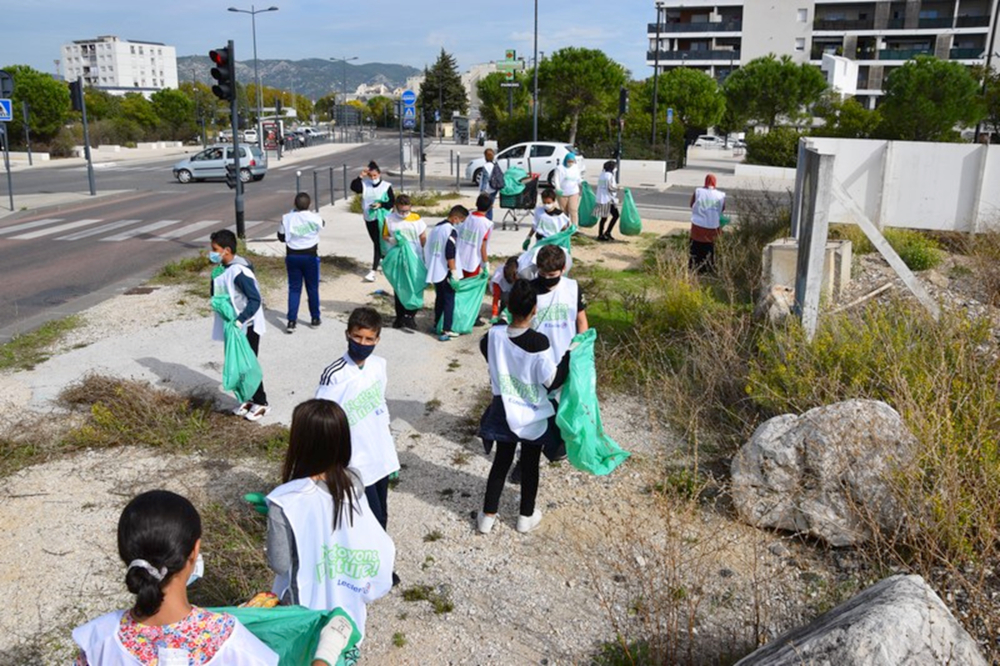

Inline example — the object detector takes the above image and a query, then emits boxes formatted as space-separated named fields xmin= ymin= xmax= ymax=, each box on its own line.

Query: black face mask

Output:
xmin=538 ymin=275 xmax=561 ymax=289
xmin=348 ymin=339 xmax=376 ymax=362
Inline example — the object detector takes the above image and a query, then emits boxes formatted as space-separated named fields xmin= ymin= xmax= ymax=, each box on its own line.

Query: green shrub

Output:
xmin=744 ymin=127 xmax=804 ymax=168
xmin=883 ymin=228 xmax=942 ymax=271
xmin=829 ymin=224 xmax=874 ymax=254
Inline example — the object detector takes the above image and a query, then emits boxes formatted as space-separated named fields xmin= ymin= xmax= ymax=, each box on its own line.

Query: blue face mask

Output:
xmin=348 ymin=338 xmax=376 ymax=362
xmin=208 ymin=251 xmax=222 ymax=264
xmin=186 ymin=554 xmax=204 ymax=587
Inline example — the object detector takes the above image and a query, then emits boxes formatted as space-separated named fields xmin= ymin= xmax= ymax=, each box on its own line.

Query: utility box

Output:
xmin=764 ymin=238 xmax=852 ymax=302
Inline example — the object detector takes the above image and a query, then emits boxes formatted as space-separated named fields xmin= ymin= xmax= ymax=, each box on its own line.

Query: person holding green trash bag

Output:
xmin=72 ymin=490 xmax=359 ymax=666
xmin=425 ymin=205 xmax=470 ymax=341
xmin=689 ymin=173 xmax=726 ymax=273
xmin=266 ymin=400 xmax=395 ymax=656
xmin=381 ymin=194 xmax=427 ymax=330
xmin=210 ymin=229 xmax=269 ymax=422
xmin=477 ymin=280 xmax=572 ymax=535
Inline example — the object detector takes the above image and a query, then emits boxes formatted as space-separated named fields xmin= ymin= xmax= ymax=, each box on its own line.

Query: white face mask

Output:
xmin=543 ymin=202 xmax=556 ymax=211
xmin=186 ymin=554 xmax=204 ymax=587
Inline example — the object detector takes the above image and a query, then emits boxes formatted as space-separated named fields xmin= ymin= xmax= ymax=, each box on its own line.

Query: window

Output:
xmin=798 ymin=8 xmax=808 ymax=22
xmin=795 ymin=38 xmax=806 ymax=51
xmin=531 ymin=145 xmax=556 ymax=158
xmin=500 ymin=145 xmax=526 ymax=159
xmin=130 ymin=46 xmax=135 ymax=54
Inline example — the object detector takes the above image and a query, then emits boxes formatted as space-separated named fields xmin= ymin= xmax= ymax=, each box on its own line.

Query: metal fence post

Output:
xmin=313 ymin=170 xmax=319 ymax=212
xmin=342 ymin=164 xmax=348 ymax=201
xmin=329 ymin=167 xmax=335 ymax=206
xmin=450 ymin=149 xmax=453 ymax=175
xmin=296 ymin=170 xmax=301 ymax=194
xmin=455 ymin=152 xmax=460 ymax=191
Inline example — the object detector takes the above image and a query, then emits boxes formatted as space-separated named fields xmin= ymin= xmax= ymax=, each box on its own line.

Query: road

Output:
xmin=0 ymin=138 xmax=697 ymax=341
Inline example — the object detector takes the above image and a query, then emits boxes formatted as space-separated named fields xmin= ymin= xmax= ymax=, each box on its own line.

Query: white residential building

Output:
xmin=60 ymin=35 xmax=178 ymax=97
xmin=647 ymin=0 xmax=1000 ymax=108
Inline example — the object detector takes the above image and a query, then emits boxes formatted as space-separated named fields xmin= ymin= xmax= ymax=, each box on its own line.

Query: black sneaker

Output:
xmin=509 ymin=459 xmax=522 ymax=485
xmin=392 ymin=572 xmax=401 ymax=587
xmin=474 ymin=318 xmax=486 ymax=327
xmin=310 ymin=318 xmax=321 ymax=328
xmin=392 ymin=318 xmax=404 ymax=329
xmin=286 ymin=320 xmax=296 ymax=334
xmin=403 ymin=316 xmax=418 ymax=330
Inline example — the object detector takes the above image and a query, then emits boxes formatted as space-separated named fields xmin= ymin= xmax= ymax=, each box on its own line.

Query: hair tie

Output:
xmin=128 ymin=559 xmax=167 ymax=581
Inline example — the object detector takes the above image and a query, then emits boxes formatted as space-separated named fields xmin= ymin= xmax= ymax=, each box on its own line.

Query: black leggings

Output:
xmin=689 ymin=239 xmax=716 ymax=273
xmin=244 ymin=325 xmax=267 ymax=406
xmin=365 ymin=219 xmax=382 ymax=271
xmin=484 ymin=441 xmax=541 ymax=517
xmin=599 ymin=204 xmax=620 ymax=237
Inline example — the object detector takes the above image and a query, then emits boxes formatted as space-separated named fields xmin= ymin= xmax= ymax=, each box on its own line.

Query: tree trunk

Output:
xmin=568 ymin=110 xmax=580 ymax=145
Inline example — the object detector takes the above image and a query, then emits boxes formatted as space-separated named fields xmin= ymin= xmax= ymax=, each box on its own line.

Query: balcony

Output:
xmin=918 ymin=17 xmax=955 ymax=29
xmin=884 ymin=15 xmax=990 ymax=29
xmin=878 ymin=48 xmax=933 ymax=60
xmin=647 ymin=49 xmax=741 ymax=62
xmin=957 ymin=15 xmax=991 ymax=28
xmin=950 ymin=47 xmax=984 ymax=59
xmin=647 ymin=21 xmax=742 ymax=34
xmin=814 ymin=18 xmax=876 ymax=30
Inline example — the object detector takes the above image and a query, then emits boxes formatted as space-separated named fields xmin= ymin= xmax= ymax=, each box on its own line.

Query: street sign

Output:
xmin=667 ymin=107 xmax=674 ymax=125
xmin=500 ymin=82 xmax=521 ymax=89
xmin=0 ymin=71 xmax=12 ymax=98
xmin=0 ymin=99 xmax=12 ymax=123
xmin=401 ymin=90 xmax=416 ymax=106
xmin=402 ymin=106 xmax=416 ymax=119
xmin=434 ymin=109 xmax=440 ymax=122
xmin=403 ymin=118 xmax=415 ymax=130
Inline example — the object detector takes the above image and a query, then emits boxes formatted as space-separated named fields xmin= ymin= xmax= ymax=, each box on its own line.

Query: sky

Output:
xmin=3 ymin=0 xmax=655 ymax=84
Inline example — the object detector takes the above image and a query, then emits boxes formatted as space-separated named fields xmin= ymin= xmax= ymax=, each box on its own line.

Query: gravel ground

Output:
xmin=0 ymin=228 xmax=841 ymax=665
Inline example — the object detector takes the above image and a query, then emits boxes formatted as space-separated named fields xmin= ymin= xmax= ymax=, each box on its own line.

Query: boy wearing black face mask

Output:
xmin=315 ymin=307 xmax=399 ymax=535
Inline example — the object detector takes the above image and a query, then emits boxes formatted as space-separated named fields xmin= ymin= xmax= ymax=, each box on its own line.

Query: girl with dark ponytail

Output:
xmin=266 ymin=399 xmax=395 ymax=646
xmin=72 ymin=490 xmax=279 ymax=665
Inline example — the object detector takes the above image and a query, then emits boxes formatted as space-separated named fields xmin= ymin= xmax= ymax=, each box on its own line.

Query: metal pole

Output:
xmin=296 ymin=170 xmax=301 ymax=194
xmin=228 ymin=40 xmax=245 ymax=239
xmin=342 ymin=164 xmax=348 ymax=202
xmin=665 ymin=122 xmax=671 ymax=184
xmin=532 ymin=0 xmax=539 ymax=142
xmin=21 ymin=102 xmax=32 ymax=166
xmin=251 ymin=7 xmax=264 ymax=152
xmin=651 ymin=4 xmax=662 ymax=147
xmin=329 ymin=167 xmax=335 ymax=206
xmin=313 ymin=170 xmax=319 ymax=212
xmin=419 ymin=106 xmax=425 ymax=191
xmin=79 ymin=81 xmax=96 ymax=196
xmin=449 ymin=149 xmax=453 ymax=175
xmin=398 ymin=99 xmax=405 ymax=193
xmin=1 ymin=125 xmax=13 ymax=211
xmin=455 ymin=152 xmax=460 ymax=191
xmin=974 ymin=0 xmax=1000 ymax=142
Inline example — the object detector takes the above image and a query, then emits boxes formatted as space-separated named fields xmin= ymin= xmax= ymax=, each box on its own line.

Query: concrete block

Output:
xmin=8 ymin=152 xmax=50 ymax=162
xmin=96 ymin=144 xmax=121 ymax=152
xmin=734 ymin=163 xmax=797 ymax=180
xmin=763 ymin=237 xmax=852 ymax=301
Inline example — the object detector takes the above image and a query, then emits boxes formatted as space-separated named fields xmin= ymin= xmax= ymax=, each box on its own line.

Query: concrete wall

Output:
xmin=806 ymin=137 xmax=999 ymax=232
xmin=735 ymin=163 xmax=797 ymax=180
xmin=742 ymin=1 xmax=815 ymax=63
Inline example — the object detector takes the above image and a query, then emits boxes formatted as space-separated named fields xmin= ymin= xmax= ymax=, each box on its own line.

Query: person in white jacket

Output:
xmin=595 ymin=160 xmax=620 ymax=241
xmin=278 ymin=192 xmax=326 ymax=333
xmin=554 ymin=153 xmax=583 ymax=226
xmin=72 ymin=490 xmax=280 ymax=666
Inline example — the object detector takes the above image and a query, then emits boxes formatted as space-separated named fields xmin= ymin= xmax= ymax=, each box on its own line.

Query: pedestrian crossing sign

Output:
xmin=402 ymin=106 xmax=416 ymax=119
xmin=0 ymin=99 xmax=12 ymax=122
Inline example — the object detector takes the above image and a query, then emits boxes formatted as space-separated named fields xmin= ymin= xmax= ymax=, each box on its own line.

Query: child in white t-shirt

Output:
xmin=523 ymin=188 xmax=570 ymax=249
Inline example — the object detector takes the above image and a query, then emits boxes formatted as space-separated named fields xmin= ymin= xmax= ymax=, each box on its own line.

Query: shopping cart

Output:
xmin=498 ymin=175 xmax=539 ymax=231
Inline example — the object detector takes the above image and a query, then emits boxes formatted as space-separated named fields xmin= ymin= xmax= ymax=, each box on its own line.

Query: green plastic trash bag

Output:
xmin=619 ymin=188 xmax=642 ymax=236
xmin=501 ymin=166 xmax=529 ymax=195
xmin=208 ymin=605 xmax=361 ymax=666
xmin=210 ymin=294 xmax=263 ymax=403
xmin=556 ymin=329 xmax=631 ymax=476
xmin=578 ymin=181 xmax=598 ymax=228
xmin=381 ymin=230 xmax=427 ymax=311
xmin=518 ymin=225 xmax=577 ymax=278
xmin=436 ymin=270 xmax=489 ymax=335
xmin=720 ymin=213 xmax=731 ymax=228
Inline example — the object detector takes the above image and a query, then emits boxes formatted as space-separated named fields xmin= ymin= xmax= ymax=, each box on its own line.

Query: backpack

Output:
xmin=488 ymin=161 xmax=505 ymax=192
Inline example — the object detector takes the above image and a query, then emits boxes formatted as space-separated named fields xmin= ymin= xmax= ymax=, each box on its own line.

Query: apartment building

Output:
xmin=647 ymin=1 xmax=999 ymax=107
xmin=60 ymin=35 xmax=179 ymax=97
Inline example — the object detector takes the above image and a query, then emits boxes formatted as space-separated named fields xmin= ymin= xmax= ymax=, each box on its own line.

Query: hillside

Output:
xmin=177 ymin=55 xmax=420 ymax=99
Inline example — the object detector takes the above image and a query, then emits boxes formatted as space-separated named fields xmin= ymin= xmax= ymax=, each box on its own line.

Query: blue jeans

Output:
xmin=365 ymin=475 xmax=390 ymax=529
xmin=483 ymin=190 xmax=497 ymax=220
xmin=285 ymin=254 xmax=320 ymax=322
xmin=434 ymin=278 xmax=456 ymax=332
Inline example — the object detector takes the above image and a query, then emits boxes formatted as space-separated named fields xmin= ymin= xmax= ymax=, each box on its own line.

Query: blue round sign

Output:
xmin=402 ymin=90 xmax=416 ymax=106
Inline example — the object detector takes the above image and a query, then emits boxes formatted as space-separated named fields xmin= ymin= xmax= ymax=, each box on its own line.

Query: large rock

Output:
xmin=731 ymin=399 xmax=915 ymax=546
xmin=735 ymin=574 xmax=987 ymax=666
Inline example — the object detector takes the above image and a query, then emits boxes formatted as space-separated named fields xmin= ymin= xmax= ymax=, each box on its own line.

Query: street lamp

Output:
xmin=228 ymin=4 xmax=279 ymax=148
xmin=532 ymin=0 xmax=539 ymax=141
xmin=330 ymin=56 xmax=358 ymax=129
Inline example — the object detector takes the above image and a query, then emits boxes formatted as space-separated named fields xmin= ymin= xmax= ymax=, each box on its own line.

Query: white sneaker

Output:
xmin=232 ymin=401 xmax=253 ymax=417
xmin=516 ymin=510 xmax=542 ymax=533
xmin=443 ymin=330 xmax=461 ymax=338
xmin=477 ymin=511 xmax=496 ymax=534
xmin=244 ymin=404 xmax=270 ymax=422
xmin=364 ymin=270 xmax=377 ymax=282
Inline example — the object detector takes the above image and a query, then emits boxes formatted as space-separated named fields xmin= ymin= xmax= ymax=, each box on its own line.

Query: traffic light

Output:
xmin=618 ymin=87 xmax=630 ymax=117
xmin=209 ymin=46 xmax=235 ymax=101
xmin=275 ymin=99 xmax=283 ymax=117
xmin=225 ymin=162 xmax=238 ymax=190
xmin=69 ymin=80 xmax=84 ymax=113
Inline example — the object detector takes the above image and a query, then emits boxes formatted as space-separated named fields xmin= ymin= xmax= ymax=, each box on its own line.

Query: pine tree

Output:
xmin=418 ymin=49 xmax=468 ymax=123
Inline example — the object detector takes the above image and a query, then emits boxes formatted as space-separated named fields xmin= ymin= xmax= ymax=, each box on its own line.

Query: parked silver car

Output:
xmin=172 ymin=145 xmax=268 ymax=184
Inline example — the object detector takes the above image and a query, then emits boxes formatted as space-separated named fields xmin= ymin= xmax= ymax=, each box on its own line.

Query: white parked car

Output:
xmin=242 ymin=129 xmax=259 ymax=143
xmin=694 ymin=135 xmax=724 ymax=148
xmin=465 ymin=141 xmax=585 ymax=187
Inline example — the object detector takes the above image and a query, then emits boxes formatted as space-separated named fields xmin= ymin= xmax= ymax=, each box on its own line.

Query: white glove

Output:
xmin=450 ymin=269 xmax=462 ymax=282
xmin=234 ymin=319 xmax=244 ymax=329
xmin=313 ymin=615 xmax=353 ymax=665
xmin=483 ymin=261 xmax=491 ymax=275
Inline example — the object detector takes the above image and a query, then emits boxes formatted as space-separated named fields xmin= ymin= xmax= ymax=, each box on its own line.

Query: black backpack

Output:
xmin=488 ymin=162 xmax=505 ymax=191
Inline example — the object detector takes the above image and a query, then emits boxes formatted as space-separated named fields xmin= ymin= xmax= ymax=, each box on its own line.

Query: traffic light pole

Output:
xmin=77 ymin=81 xmax=96 ymax=196
xmin=225 ymin=40 xmax=245 ymax=238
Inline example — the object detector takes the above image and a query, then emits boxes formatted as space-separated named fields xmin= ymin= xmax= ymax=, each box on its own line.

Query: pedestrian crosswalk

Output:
xmin=0 ymin=217 xmax=272 ymax=243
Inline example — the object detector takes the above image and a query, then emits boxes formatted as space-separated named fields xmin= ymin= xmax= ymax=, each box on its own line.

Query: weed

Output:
xmin=188 ymin=502 xmax=271 ymax=607
xmin=829 ymin=224 xmax=874 ymax=254
xmin=969 ymin=230 xmax=1000 ymax=305
xmin=0 ymin=315 xmax=82 ymax=372
xmin=451 ymin=451 xmax=471 ymax=466
xmin=421 ymin=556 xmax=436 ymax=571
xmin=425 ymin=398 xmax=442 ymax=414
xmin=392 ymin=632 xmax=407 ymax=648
xmin=151 ymin=255 xmax=211 ymax=286
xmin=882 ymin=228 xmax=942 ymax=271
xmin=401 ymin=584 xmax=454 ymax=614
xmin=423 ymin=530 xmax=444 ymax=543
xmin=438 ymin=488 xmax=454 ymax=497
